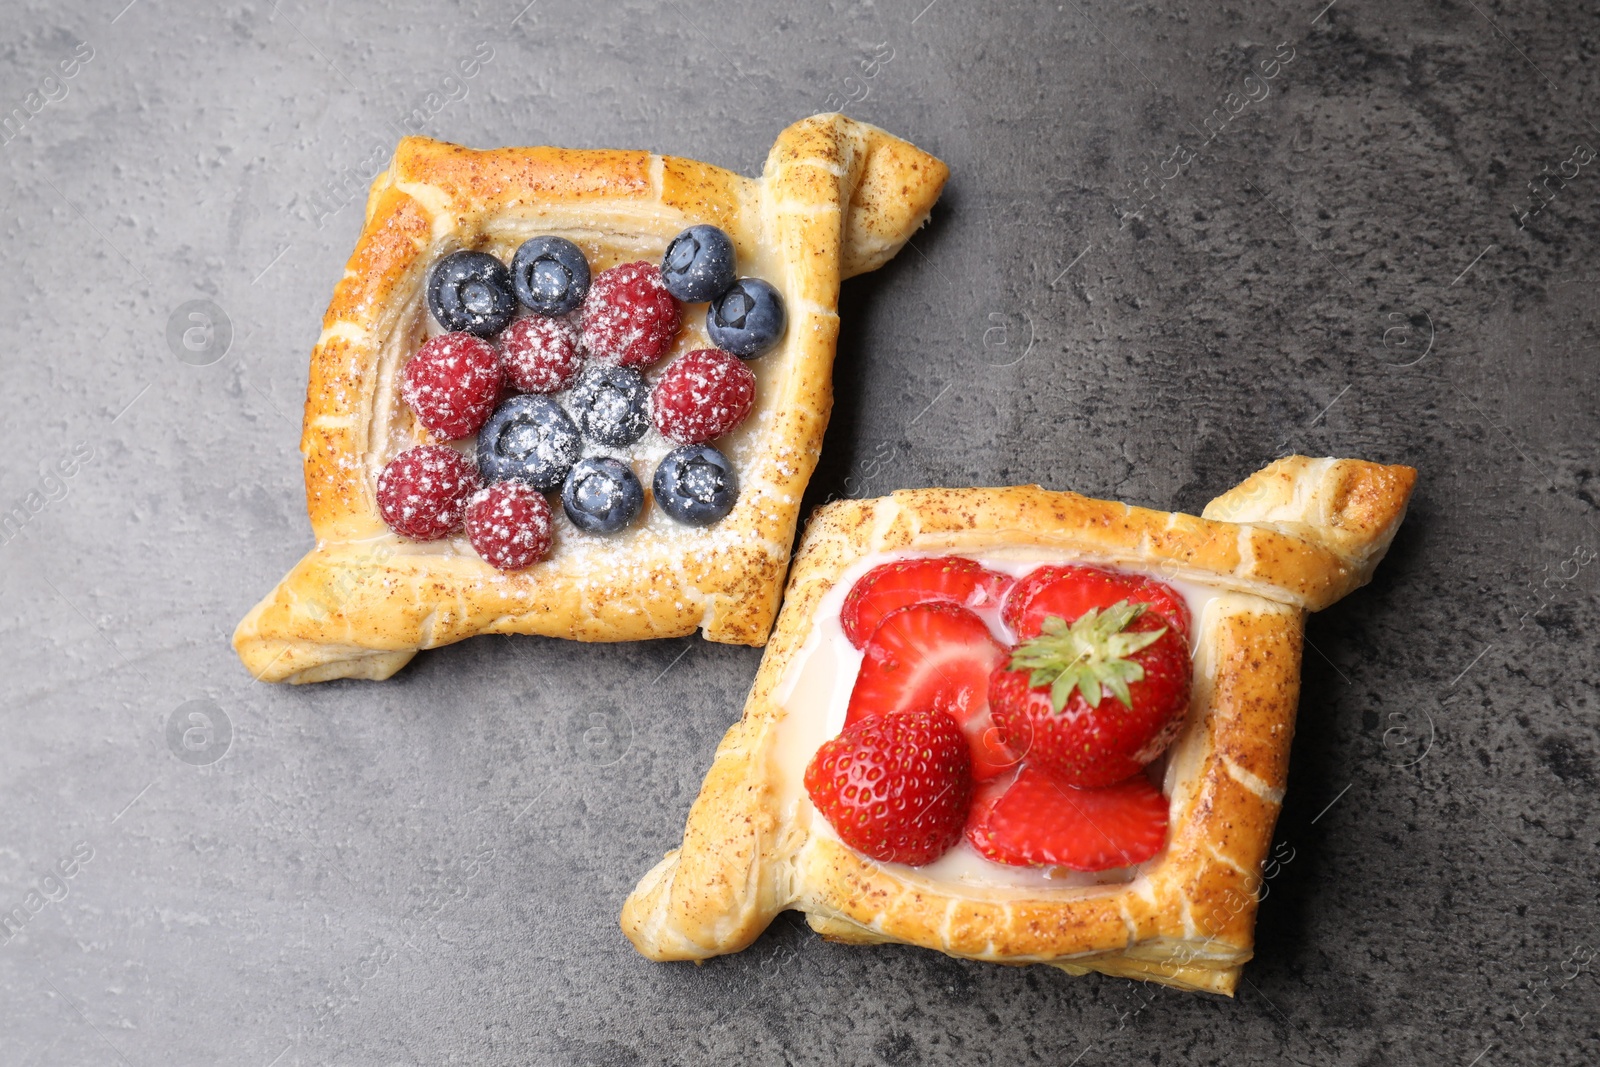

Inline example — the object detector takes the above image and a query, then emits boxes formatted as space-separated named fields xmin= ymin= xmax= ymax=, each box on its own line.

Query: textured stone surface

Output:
xmin=1 ymin=0 xmax=1597 ymax=1064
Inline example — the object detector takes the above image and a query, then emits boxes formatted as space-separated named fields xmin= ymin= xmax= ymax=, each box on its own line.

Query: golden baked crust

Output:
xmin=233 ymin=115 xmax=948 ymax=683
xmin=620 ymin=456 xmax=1416 ymax=994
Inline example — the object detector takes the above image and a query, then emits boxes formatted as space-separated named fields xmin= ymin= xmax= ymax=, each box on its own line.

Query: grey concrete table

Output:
xmin=2 ymin=0 xmax=1596 ymax=1063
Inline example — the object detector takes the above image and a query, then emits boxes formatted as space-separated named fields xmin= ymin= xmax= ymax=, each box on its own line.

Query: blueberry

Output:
xmin=511 ymin=236 xmax=591 ymax=316
xmin=566 ymin=364 xmax=650 ymax=447
xmin=562 ymin=457 xmax=644 ymax=534
xmin=476 ymin=395 xmax=581 ymax=490
xmin=706 ymin=278 xmax=785 ymax=358
xmin=427 ymin=250 xmax=516 ymax=336
xmin=653 ymin=444 xmax=739 ymax=526
xmin=660 ymin=225 xmax=736 ymax=302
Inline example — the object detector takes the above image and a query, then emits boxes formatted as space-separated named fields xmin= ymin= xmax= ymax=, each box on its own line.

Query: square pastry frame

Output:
xmin=234 ymin=115 xmax=947 ymax=683
xmin=622 ymin=456 xmax=1416 ymax=994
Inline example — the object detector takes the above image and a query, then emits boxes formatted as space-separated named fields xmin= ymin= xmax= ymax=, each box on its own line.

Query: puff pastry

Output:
xmin=233 ymin=115 xmax=948 ymax=684
xmin=621 ymin=456 xmax=1416 ymax=994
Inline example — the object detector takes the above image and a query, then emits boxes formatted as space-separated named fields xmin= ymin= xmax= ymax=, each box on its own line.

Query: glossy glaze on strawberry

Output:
xmin=804 ymin=708 xmax=973 ymax=865
xmin=840 ymin=556 xmax=1012 ymax=648
xmin=844 ymin=602 xmax=1017 ymax=780
xmin=966 ymin=765 xmax=1169 ymax=870
xmin=989 ymin=601 xmax=1191 ymax=788
xmin=1002 ymin=563 xmax=1191 ymax=640
xmin=805 ymin=553 xmax=1196 ymax=874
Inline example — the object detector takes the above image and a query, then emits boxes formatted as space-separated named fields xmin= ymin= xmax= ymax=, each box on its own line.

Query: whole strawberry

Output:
xmin=804 ymin=708 xmax=973 ymax=866
xmin=989 ymin=600 xmax=1191 ymax=788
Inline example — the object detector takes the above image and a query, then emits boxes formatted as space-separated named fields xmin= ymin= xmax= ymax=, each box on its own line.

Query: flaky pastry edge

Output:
xmin=234 ymin=115 xmax=948 ymax=683
xmin=622 ymin=456 xmax=1416 ymax=994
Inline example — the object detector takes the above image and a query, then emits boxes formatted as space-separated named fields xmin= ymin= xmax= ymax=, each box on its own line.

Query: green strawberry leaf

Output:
xmin=1006 ymin=600 xmax=1166 ymax=712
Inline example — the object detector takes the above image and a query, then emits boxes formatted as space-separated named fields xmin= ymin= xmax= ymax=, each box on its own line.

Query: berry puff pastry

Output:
xmin=233 ymin=115 xmax=947 ymax=683
xmin=622 ymin=456 xmax=1416 ymax=994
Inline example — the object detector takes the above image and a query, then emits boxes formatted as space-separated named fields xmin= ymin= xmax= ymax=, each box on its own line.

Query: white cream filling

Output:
xmin=770 ymin=548 xmax=1224 ymax=891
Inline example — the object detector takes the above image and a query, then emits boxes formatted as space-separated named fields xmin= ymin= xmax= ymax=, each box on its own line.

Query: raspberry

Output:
xmin=651 ymin=349 xmax=756 ymax=444
xmin=580 ymin=261 xmax=680 ymax=368
xmin=376 ymin=445 xmax=480 ymax=540
xmin=465 ymin=481 xmax=553 ymax=570
xmin=400 ymin=333 xmax=503 ymax=440
xmin=500 ymin=317 xmax=583 ymax=394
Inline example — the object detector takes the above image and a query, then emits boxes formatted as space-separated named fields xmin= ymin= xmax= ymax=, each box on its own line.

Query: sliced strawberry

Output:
xmin=962 ymin=706 xmax=1026 ymax=782
xmin=1002 ymin=564 xmax=1191 ymax=641
xmin=841 ymin=556 xmax=1013 ymax=649
xmin=965 ymin=772 xmax=1012 ymax=831
xmin=966 ymin=764 xmax=1169 ymax=871
xmin=844 ymin=603 xmax=1017 ymax=780
xmin=846 ymin=604 xmax=1000 ymax=722
xmin=804 ymin=707 xmax=973 ymax=866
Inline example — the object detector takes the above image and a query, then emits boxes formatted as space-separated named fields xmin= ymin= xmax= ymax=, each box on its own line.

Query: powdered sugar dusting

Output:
xmin=399 ymin=332 xmax=503 ymax=440
xmin=580 ymin=261 xmax=680 ymax=368
xmin=358 ymin=220 xmax=800 ymax=584
xmin=501 ymin=316 xmax=583 ymax=393
xmin=377 ymin=445 xmax=480 ymax=539
xmin=652 ymin=349 xmax=756 ymax=444
xmin=465 ymin=481 xmax=554 ymax=570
